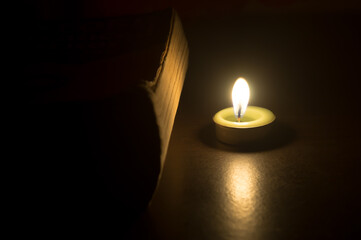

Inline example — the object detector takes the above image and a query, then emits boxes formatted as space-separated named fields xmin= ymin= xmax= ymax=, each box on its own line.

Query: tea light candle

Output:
xmin=213 ymin=78 xmax=276 ymax=145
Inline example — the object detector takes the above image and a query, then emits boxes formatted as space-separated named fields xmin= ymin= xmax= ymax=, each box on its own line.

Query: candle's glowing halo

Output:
xmin=232 ymin=78 xmax=250 ymax=120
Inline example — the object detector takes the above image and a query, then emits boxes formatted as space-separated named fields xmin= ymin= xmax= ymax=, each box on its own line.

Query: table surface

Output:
xmin=131 ymin=13 xmax=361 ymax=239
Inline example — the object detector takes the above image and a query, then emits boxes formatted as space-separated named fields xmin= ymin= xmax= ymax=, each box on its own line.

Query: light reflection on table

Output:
xmin=224 ymin=156 xmax=260 ymax=225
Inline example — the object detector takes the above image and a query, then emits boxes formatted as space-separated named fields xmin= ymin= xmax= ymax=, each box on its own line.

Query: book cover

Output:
xmin=14 ymin=8 xmax=188 ymax=234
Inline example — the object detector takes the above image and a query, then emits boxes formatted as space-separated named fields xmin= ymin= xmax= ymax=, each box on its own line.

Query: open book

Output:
xmin=17 ymin=8 xmax=188 ymax=233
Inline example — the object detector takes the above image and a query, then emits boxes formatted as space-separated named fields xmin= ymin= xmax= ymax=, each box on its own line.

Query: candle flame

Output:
xmin=232 ymin=78 xmax=250 ymax=121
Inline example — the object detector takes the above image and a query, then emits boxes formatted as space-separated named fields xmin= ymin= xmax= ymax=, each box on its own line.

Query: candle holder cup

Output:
xmin=213 ymin=106 xmax=276 ymax=145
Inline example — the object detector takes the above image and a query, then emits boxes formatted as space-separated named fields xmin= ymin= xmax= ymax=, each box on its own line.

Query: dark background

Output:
xmin=20 ymin=0 xmax=361 ymax=20
xmin=14 ymin=1 xmax=361 ymax=239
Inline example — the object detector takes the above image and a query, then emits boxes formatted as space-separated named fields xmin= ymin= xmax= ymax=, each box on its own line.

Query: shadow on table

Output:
xmin=199 ymin=120 xmax=297 ymax=152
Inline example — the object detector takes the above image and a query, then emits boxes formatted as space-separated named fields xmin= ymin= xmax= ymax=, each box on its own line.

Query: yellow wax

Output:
xmin=213 ymin=106 xmax=275 ymax=129
xmin=213 ymin=106 xmax=276 ymax=145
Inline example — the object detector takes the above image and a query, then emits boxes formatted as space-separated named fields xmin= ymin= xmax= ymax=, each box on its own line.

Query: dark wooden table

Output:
xmin=131 ymin=12 xmax=361 ymax=239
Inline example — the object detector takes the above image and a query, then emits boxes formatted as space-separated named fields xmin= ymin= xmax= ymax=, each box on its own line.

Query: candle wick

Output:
xmin=237 ymin=108 xmax=241 ymax=122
